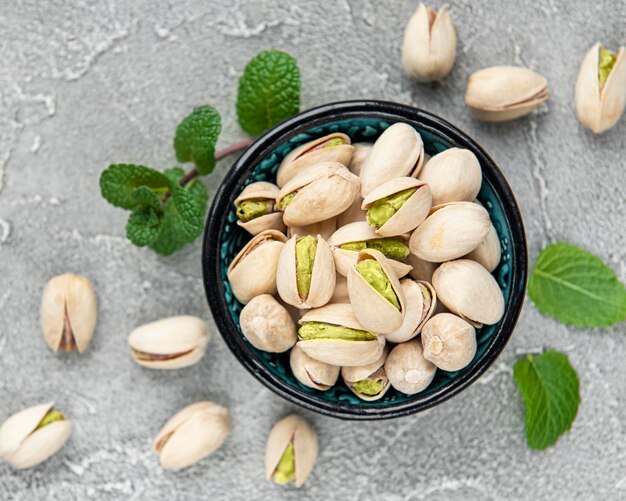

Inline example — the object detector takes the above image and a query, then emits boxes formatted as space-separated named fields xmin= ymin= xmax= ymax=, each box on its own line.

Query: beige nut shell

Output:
xmin=240 ymin=295 xmax=297 ymax=352
xmin=384 ymin=339 xmax=437 ymax=395
xmin=385 ymin=279 xmax=436 ymax=343
xmin=421 ymin=313 xmax=477 ymax=371
xmin=290 ymin=344 xmax=340 ymax=390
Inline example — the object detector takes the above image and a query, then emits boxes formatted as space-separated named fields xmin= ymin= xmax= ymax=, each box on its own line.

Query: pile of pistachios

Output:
xmin=228 ymin=120 xmax=506 ymax=403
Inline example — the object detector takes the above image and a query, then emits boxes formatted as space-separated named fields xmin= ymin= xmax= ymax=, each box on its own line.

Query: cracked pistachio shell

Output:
xmin=0 ymin=403 xmax=72 ymax=469
xmin=407 ymin=253 xmax=437 ymax=282
xmin=153 ymin=401 xmax=230 ymax=470
xmin=347 ymin=142 xmax=372 ymax=176
xmin=409 ymin=202 xmax=490 ymax=262
xmin=328 ymin=221 xmax=413 ymax=278
xmin=341 ymin=347 xmax=390 ymax=401
xmin=360 ymin=123 xmax=425 ymax=196
xmin=465 ymin=66 xmax=548 ymax=122
xmin=240 ymin=295 xmax=297 ymax=352
xmin=463 ymin=222 xmax=501 ymax=272
xmin=288 ymin=217 xmax=337 ymax=241
xmin=402 ymin=3 xmax=457 ymax=82
xmin=417 ymin=148 xmax=482 ymax=206
xmin=266 ymin=414 xmax=318 ymax=488
xmin=347 ymin=249 xmax=406 ymax=334
xmin=384 ymin=339 xmax=436 ymax=395
xmin=277 ymin=234 xmax=336 ymax=309
xmin=575 ymin=43 xmax=626 ymax=134
xmin=235 ymin=182 xmax=286 ymax=236
xmin=385 ymin=279 xmax=437 ymax=343
xmin=362 ymin=177 xmax=432 ymax=237
xmin=432 ymin=259 xmax=504 ymax=326
xmin=128 ymin=316 xmax=211 ymax=369
xmin=290 ymin=344 xmax=340 ymax=390
xmin=227 ymin=229 xmax=288 ymax=304
xmin=337 ymin=193 xmax=366 ymax=227
xmin=421 ymin=313 xmax=477 ymax=371
xmin=277 ymin=133 xmax=355 ymax=187
xmin=277 ymin=162 xmax=360 ymax=226
xmin=297 ymin=303 xmax=386 ymax=367
xmin=41 ymin=273 xmax=97 ymax=353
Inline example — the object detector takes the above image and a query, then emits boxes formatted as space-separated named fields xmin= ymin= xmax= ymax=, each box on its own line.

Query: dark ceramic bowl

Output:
xmin=202 ymin=100 xmax=527 ymax=420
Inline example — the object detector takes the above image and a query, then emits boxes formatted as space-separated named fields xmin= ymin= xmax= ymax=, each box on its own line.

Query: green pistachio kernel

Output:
xmin=339 ymin=238 xmax=410 ymax=261
xmin=352 ymin=378 xmax=384 ymax=396
xmin=273 ymin=443 xmax=295 ymax=485
xmin=298 ymin=322 xmax=377 ymax=341
xmin=367 ymin=188 xmax=417 ymax=228
xmin=355 ymin=259 xmax=400 ymax=309
xmin=35 ymin=410 xmax=65 ymax=430
xmin=322 ymin=137 xmax=346 ymax=148
xmin=296 ymin=235 xmax=317 ymax=298
xmin=278 ymin=192 xmax=296 ymax=210
xmin=236 ymin=199 xmax=271 ymax=222
xmin=599 ymin=46 xmax=617 ymax=88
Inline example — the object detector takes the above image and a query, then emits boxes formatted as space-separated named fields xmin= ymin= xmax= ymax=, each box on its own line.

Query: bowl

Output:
xmin=202 ymin=100 xmax=527 ymax=420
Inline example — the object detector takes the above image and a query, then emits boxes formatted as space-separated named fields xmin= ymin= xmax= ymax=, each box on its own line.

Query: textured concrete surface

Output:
xmin=1 ymin=0 xmax=626 ymax=499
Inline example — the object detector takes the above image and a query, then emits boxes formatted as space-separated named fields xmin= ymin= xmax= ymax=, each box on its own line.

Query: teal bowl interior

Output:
xmin=204 ymin=101 xmax=527 ymax=419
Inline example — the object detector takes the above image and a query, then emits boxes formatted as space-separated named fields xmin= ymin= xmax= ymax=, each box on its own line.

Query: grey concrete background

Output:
xmin=1 ymin=0 xmax=625 ymax=499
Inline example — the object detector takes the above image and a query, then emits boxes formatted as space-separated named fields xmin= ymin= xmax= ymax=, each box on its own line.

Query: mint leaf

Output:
xmin=528 ymin=242 xmax=626 ymax=327
xmin=174 ymin=106 xmax=222 ymax=175
xmin=127 ymin=206 xmax=163 ymax=247
xmin=237 ymin=50 xmax=300 ymax=136
xmin=100 ymin=164 xmax=170 ymax=210
xmin=132 ymin=186 xmax=162 ymax=211
xmin=514 ymin=351 xmax=580 ymax=450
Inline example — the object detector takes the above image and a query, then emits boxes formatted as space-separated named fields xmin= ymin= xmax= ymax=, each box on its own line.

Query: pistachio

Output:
xmin=409 ymin=202 xmax=490 ymax=262
xmin=355 ymin=259 xmax=400 ymax=309
xmin=265 ymin=415 xmax=318 ymax=488
xmin=465 ymin=66 xmax=548 ymax=122
xmin=432 ymin=259 xmax=504 ymax=326
xmin=340 ymin=238 xmax=410 ymax=261
xmin=417 ymin=148 xmax=482 ymax=206
xmin=360 ymin=123 xmax=425 ymax=196
xmin=0 ymin=403 xmax=72 ymax=469
xmin=341 ymin=347 xmax=390 ymax=401
xmin=575 ymin=43 xmax=626 ymax=133
xmin=234 ymin=181 xmax=286 ymax=236
xmin=421 ymin=313 xmax=477 ymax=371
xmin=277 ymin=162 xmax=360 ymax=226
xmin=277 ymin=133 xmax=355 ymax=187
xmin=402 ymin=3 xmax=457 ymax=82
xmin=40 ymin=273 xmax=97 ymax=353
xmin=240 ymin=295 xmax=297 ymax=353
xmin=367 ymin=188 xmax=416 ymax=227
xmin=463 ymin=221 xmax=501 ymax=272
xmin=128 ymin=316 xmax=211 ymax=369
xmin=385 ymin=279 xmax=436 ymax=343
xmin=384 ymin=339 xmax=437 ymax=395
xmin=227 ymin=229 xmax=287 ymax=304
xmin=297 ymin=303 xmax=385 ymax=366
xmin=290 ymin=344 xmax=340 ymax=390
xmin=153 ymin=401 xmax=230 ymax=470
xmin=237 ymin=199 xmax=271 ymax=221
xmin=347 ymin=142 xmax=372 ymax=176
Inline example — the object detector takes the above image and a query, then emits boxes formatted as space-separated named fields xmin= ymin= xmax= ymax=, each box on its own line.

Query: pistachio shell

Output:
xmin=341 ymin=347 xmax=390 ymax=401
xmin=407 ymin=253 xmax=438 ymax=282
xmin=402 ymin=3 xmax=457 ymax=82
xmin=265 ymin=414 xmax=318 ymax=488
xmin=277 ymin=133 xmax=355 ymax=187
xmin=575 ymin=43 xmax=626 ymax=134
xmin=234 ymin=181 xmax=280 ymax=204
xmin=238 ymin=212 xmax=287 ymax=236
xmin=235 ymin=182 xmax=286 ymax=235
xmin=347 ymin=142 xmax=372 ymax=176
xmin=128 ymin=316 xmax=211 ymax=369
xmin=288 ymin=217 xmax=337 ymax=241
xmin=463 ymin=222 xmax=501 ymax=272
xmin=227 ymin=229 xmax=287 ymax=304
xmin=0 ymin=403 xmax=72 ymax=469
xmin=347 ymin=249 xmax=406 ymax=334
xmin=277 ymin=162 xmax=360 ymax=226
xmin=421 ymin=313 xmax=477 ymax=371
xmin=276 ymin=234 xmax=336 ymax=309
xmin=362 ymin=177 xmax=432 ymax=236
xmin=432 ymin=259 xmax=504 ymax=326
xmin=409 ymin=202 xmax=490 ymax=262
xmin=385 ymin=279 xmax=436 ymax=343
xmin=384 ymin=339 xmax=436 ymax=395
xmin=360 ymin=123 xmax=424 ymax=196
xmin=290 ymin=344 xmax=340 ymax=390
xmin=417 ymin=148 xmax=482 ymax=206
xmin=154 ymin=401 xmax=231 ymax=470
xmin=465 ymin=66 xmax=548 ymax=122
xmin=41 ymin=273 xmax=97 ymax=353
xmin=240 ymin=295 xmax=297 ymax=352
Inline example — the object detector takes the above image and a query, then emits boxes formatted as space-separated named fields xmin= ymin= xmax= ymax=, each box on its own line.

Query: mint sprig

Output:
xmin=174 ymin=105 xmax=222 ymax=175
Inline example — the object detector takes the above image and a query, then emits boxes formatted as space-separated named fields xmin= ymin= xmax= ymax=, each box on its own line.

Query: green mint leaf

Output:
xmin=132 ymin=186 xmax=162 ymax=211
xmin=163 ymin=167 xmax=186 ymax=186
xmin=236 ymin=50 xmax=300 ymax=136
xmin=528 ymin=242 xmax=626 ymax=327
xmin=100 ymin=164 xmax=170 ymax=210
xmin=174 ymin=105 xmax=221 ymax=175
xmin=126 ymin=206 xmax=163 ymax=247
xmin=513 ymin=350 xmax=580 ymax=450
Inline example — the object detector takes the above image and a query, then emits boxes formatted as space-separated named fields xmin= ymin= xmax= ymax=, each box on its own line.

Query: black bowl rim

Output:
xmin=202 ymin=100 xmax=527 ymax=420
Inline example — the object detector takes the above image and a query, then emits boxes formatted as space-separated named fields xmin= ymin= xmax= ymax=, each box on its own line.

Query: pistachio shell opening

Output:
xmin=299 ymin=321 xmax=377 ymax=341
xmin=273 ymin=443 xmax=296 ymax=484
xmin=367 ymin=188 xmax=416 ymax=228
xmin=355 ymin=259 xmax=400 ymax=309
